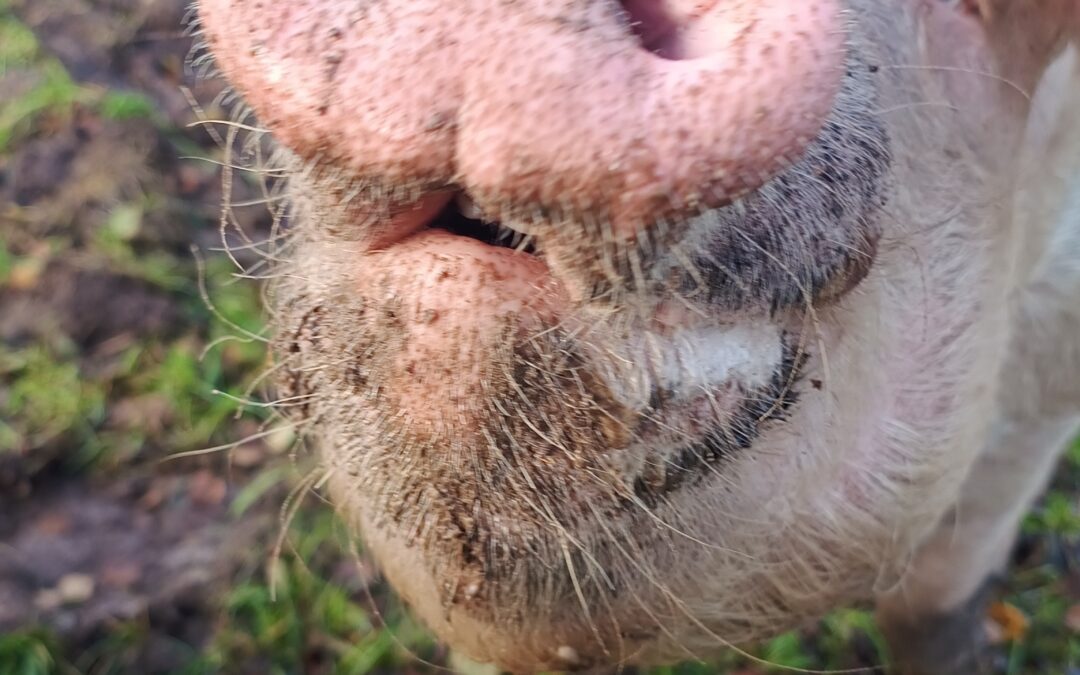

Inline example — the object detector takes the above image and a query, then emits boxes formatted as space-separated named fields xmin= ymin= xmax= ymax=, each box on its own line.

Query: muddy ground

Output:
xmin=1 ymin=1 xmax=1078 ymax=673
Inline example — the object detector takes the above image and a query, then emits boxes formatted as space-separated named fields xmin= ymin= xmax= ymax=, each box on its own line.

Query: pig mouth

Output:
xmin=268 ymin=40 xmax=890 ymax=661
xmin=201 ymin=0 xmax=895 ymax=666
xmin=277 ymin=178 xmax=814 ymax=601
xmin=270 ymin=81 xmax=890 ymax=667
xmin=423 ymin=194 xmax=538 ymax=255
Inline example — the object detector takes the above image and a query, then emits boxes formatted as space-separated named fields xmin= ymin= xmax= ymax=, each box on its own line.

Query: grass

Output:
xmin=0 ymin=341 xmax=108 ymax=459
xmin=0 ymin=629 xmax=66 ymax=675
xmin=0 ymin=6 xmax=157 ymax=153
xmin=194 ymin=509 xmax=439 ymax=675
xmin=1 ymin=509 xmax=440 ymax=675
xmin=0 ymin=235 xmax=267 ymax=473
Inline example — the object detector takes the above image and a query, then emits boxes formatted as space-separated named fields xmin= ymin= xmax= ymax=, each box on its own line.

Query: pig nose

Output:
xmin=199 ymin=0 xmax=845 ymax=236
xmin=462 ymin=0 xmax=846 ymax=236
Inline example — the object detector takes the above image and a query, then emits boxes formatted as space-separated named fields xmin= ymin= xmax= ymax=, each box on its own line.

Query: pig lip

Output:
xmin=385 ymin=192 xmax=538 ymax=256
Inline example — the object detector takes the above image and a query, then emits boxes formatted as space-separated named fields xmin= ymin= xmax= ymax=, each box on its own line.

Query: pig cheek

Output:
xmin=918 ymin=0 xmax=1025 ymax=161
xmin=354 ymin=232 xmax=564 ymax=429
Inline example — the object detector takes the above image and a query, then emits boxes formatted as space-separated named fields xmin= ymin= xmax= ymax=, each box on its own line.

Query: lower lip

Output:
xmin=353 ymin=228 xmax=565 ymax=426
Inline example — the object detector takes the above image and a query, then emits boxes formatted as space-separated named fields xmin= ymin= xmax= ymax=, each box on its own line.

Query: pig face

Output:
xmin=197 ymin=0 xmax=1079 ymax=671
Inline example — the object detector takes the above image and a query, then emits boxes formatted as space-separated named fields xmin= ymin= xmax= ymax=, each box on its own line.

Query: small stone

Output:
xmin=983 ymin=616 xmax=1005 ymax=645
xmin=266 ymin=425 xmax=296 ymax=454
xmin=447 ymin=651 xmax=499 ymax=675
xmin=57 ymin=574 xmax=95 ymax=605
xmin=230 ymin=443 xmax=266 ymax=468
xmin=556 ymin=645 xmax=580 ymax=665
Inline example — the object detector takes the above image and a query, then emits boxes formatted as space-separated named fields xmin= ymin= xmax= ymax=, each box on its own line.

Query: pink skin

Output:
xmin=356 ymin=230 xmax=566 ymax=429
xmin=200 ymin=0 xmax=846 ymax=237
xmin=197 ymin=2 xmax=855 ymax=662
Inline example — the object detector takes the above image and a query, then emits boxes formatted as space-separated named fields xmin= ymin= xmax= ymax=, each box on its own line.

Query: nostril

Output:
xmin=621 ymin=0 xmax=680 ymax=56
xmin=620 ymin=0 xmax=723 ymax=60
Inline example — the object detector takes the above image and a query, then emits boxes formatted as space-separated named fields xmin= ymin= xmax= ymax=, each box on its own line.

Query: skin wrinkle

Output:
xmin=195 ymin=0 xmax=1080 ymax=671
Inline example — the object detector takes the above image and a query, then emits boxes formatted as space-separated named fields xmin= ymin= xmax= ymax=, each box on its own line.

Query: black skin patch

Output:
xmin=631 ymin=333 xmax=807 ymax=507
xmin=690 ymin=114 xmax=892 ymax=313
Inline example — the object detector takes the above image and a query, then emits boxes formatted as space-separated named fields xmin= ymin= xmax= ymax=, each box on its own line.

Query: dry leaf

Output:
xmin=100 ymin=561 xmax=142 ymax=588
xmin=988 ymin=601 xmax=1029 ymax=643
xmin=34 ymin=512 xmax=72 ymax=535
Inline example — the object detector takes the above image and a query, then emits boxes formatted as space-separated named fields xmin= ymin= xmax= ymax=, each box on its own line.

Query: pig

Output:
xmin=194 ymin=0 xmax=1080 ymax=672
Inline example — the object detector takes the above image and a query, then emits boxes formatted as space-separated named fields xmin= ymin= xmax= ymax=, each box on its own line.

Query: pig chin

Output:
xmin=309 ymin=307 xmax=896 ymax=673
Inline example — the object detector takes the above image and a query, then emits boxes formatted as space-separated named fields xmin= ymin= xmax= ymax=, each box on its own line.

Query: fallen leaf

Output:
xmin=138 ymin=484 xmax=166 ymax=510
xmin=100 ymin=561 xmax=142 ymax=588
xmin=988 ymin=601 xmax=1029 ymax=643
xmin=34 ymin=512 xmax=72 ymax=535
xmin=8 ymin=258 xmax=44 ymax=290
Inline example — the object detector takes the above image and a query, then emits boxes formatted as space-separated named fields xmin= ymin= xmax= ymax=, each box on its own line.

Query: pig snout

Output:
xmin=196 ymin=0 xmax=894 ymax=672
xmin=199 ymin=0 xmax=845 ymax=237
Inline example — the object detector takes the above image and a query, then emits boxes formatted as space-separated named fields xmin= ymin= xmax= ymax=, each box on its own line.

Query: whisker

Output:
xmin=881 ymin=63 xmax=1031 ymax=102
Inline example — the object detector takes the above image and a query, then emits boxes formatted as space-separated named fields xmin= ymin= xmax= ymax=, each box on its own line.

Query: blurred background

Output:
xmin=1 ymin=0 xmax=1078 ymax=673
